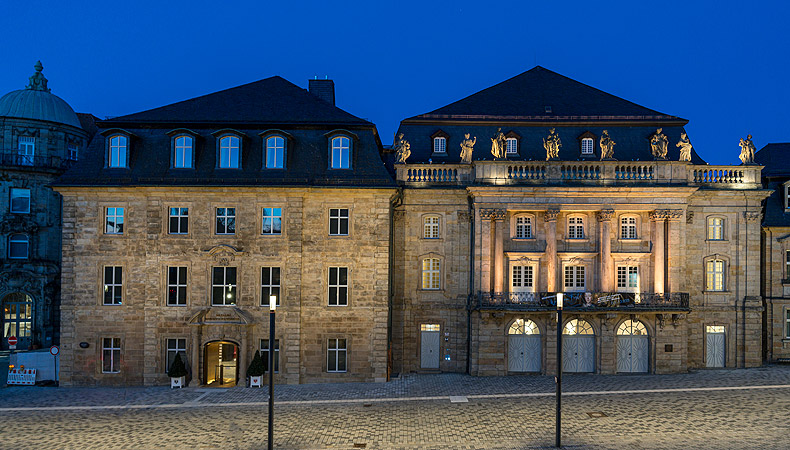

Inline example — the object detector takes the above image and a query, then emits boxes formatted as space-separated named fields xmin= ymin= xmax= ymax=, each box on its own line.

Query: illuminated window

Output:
xmin=262 ymin=208 xmax=282 ymax=235
xmin=422 ymin=258 xmax=441 ymax=290
xmin=511 ymin=265 xmax=534 ymax=292
xmin=329 ymin=208 xmax=349 ymax=235
xmin=563 ymin=319 xmax=594 ymax=335
xmin=706 ymin=259 xmax=725 ymax=291
xmin=707 ymin=217 xmax=724 ymax=240
xmin=330 ymin=136 xmax=350 ymax=169
xmin=260 ymin=339 xmax=280 ymax=373
xmin=108 ymin=135 xmax=127 ymax=168
xmin=211 ymin=266 xmax=237 ymax=306
xmin=581 ymin=138 xmax=594 ymax=154
xmin=506 ymin=138 xmax=518 ymax=154
xmin=620 ymin=216 xmax=637 ymax=239
xmin=103 ymin=266 xmax=123 ymax=305
xmin=328 ymin=267 xmax=348 ymax=306
xmin=218 ymin=135 xmax=240 ymax=168
xmin=216 ymin=207 xmax=235 ymax=235
xmin=9 ymin=188 xmax=30 ymax=214
xmin=617 ymin=266 xmax=639 ymax=291
xmin=261 ymin=267 xmax=281 ymax=306
xmin=421 ymin=324 xmax=440 ymax=331
xmin=105 ymin=207 xmax=124 ymax=234
xmin=433 ymin=137 xmax=446 ymax=153
xmin=173 ymin=136 xmax=193 ymax=168
xmin=617 ymin=320 xmax=647 ymax=336
xmin=167 ymin=267 xmax=187 ymax=306
xmin=706 ymin=325 xmax=725 ymax=333
xmin=568 ymin=216 xmax=585 ymax=239
xmin=508 ymin=319 xmax=539 ymax=335
xmin=327 ymin=338 xmax=347 ymax=372
xmin=168 ymin=207 xmax=189 ymax=234
xmin=564 ymin=265 xmax=585 ymax=291
xmin=516 ymin=216 xmax=533 ymax=238
xmin=165 ymin=338 xmax=187 ymax=373
xmin=266 ymin=136 xmax=285 ymax=169
xmin=8 ymin=234 xmax=28 ymax=259
xmin=102 ymin=338 xmax=121 ymax=373
xmin=423 ymin=216 xmax=439 ymax=239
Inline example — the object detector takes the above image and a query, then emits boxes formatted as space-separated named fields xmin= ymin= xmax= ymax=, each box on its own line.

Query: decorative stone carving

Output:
xmin=738 ymin=134 xmax=756 ymax=165
xmin=459 ymin=134 xmax=476 ymax=164
xmin=686 ymin=211 xmax=694 ymax=224
xmin=671 ymin=313 xmax=685 ymax=327
xmin=676 ymin=132 xmax=693 ymax=162
xmin=393 ymin=133 xmax=411 ymax=164
xmin=480 ymin=208 xmax=506 ymax=220
xmin=599 ymin=130 xmax=616 ymax=160
xmin=457 ymin=211 xmax=471 ymax=223
xmin=543 ymin=128 xmax=561 ymax=160
xmin=207 ymin=244 xmax=242 ymax=266
xmin=26 ymin=61 xmax=50 ymax=92
xmin=596 ymin=208 xmax=615 ymax=222
xmin=649 ymin=209 xmax=682 ymax=221
xmin=650 ymin=128 xmax=668 ymax=160
xmin=544 ymin=209 xmax=560 ymax=222
xmin=490 ymin=128 xmax=506 ymax=159
xmin=744 ymin=211 xmax=762 ymax=221
xmin=657 ymin=314 xmax=666 ymax=330
xmin=392 ymin=210 xmax=405 ymax=222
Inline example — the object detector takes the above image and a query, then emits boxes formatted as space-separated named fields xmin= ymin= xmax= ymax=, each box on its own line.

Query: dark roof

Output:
xmin=406 ymin=66 xmax=687 ymax=123
xmin=103 ymin=76 xmax=371 ymax=126
xmin=76 ymin=113 xmax=99 ymax=142
xmin=756 ymin=143 xmax=790 ymax=177
xmin=756 ymin=143 xmax=790 ymax=227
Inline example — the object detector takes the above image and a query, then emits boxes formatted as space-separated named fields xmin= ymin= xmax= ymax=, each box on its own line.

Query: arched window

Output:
xmin=218 ymin=135 xmax=240 ymax=168
xmin=707 ymin=217 xmax=724 ymax=240
xmin=8 ymin=234 xmax=28 ymax=259
xmin=620 ymin=216 xmax=638 ymax=239
xmin=433 ymin=137 xmax=446 ymax=153
xmin=423 ymin=215 xmax=440 ymax=239
xmin=563 ymin=319 xmax=594 ymax=335
xmin=108 ymin=135 xmax=128 ymax=168
xmin=422 ymin=258 xmax=441 ymax=290
xmin=330 ymin=136 xmax=351 ymax=169
xmin=266 ymin=136 xmax=285 ymax=169
xmin=706 ymin=258 xmax=725 ymax=291
xmin=508 ymin=318 xmax=540 ymax=335
xmin=567 ymin=215 xmax=585 ymax=239
xmin=617 ymin=320 xmax=647 ymax=336
xmin=173 ymin=135 xmax=193 ymax=168
xmin=515 ymin=215 xmax=533 ymax=239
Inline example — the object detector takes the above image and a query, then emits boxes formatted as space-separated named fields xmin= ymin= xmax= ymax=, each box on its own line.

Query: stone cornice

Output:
xmin=480 ymin=208 xmax=506 ymax=220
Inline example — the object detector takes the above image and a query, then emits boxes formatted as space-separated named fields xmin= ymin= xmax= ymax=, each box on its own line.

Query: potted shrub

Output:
xmin=247 ymin=350 xmax=266 ymax=387
xmin=168 ymin=353 xmax=188 ymax=389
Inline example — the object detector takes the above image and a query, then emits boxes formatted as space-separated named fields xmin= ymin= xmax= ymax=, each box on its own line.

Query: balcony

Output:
xmin=0 ymin=151 xmax=74 ymax=171
xmin=470 ymin=291 xmax=690 ymax=312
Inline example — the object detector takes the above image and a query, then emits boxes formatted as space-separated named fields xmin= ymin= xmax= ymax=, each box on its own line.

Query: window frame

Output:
xmin=563 ymin=265 xmax=586 ymax=292
xmin=330 ymin=135 xmax=351 ymax=169
xmin=328 ymin=208 xmax=349 ymax=236
xmin=511 ymin=264 xmax=535 ymax=293
xmin=165 ymin=338 xmax=187 ymax=374
xmin=107 ymin=134 xmax=128 ymax=168
xmin=706 ymin=216 xmax=725 ymax=241
xmin=172 ymin=135 xmax=194 ymax=169
xmin=514 ymin=214 xmax=534 ymax=239
xmin=327 ymin=338 xmax=347 ymax=373
xmin=217 ymin=134 xmax=241 ymax=169
xmin=215 ymin=207 xmax=236 ymax=235
xmin=265 ymin=135 xmax=286 ymax=169
xmin=105 ymin=207 xmax=125 ymax=235
xmin=433 ymin=136 xmax=447 ymax=154
xmin=705 ymin=258 xmax=726 ymax=292
xmin=786 ymin=250 xmax=790 ymax=281
xmin=103 ymin=266 xmax=123 ymax=305
xmin=581 ymin=138 xmax=594 ymax=155
xmin=262 ymin=207 xmax=282 ymax=235
xmin=102 ymin=337 xmax=121 ymax=374
xmin=211 ymin=266 xmax=237 ymax=306
xmin=167 ymin=266 xmax=188 ymax=306
xmin=567 ymin=215 xmax=585 ymax=240
xmin=421 ymin=258 xmax=441 ymax=290
xmin=8 ymin=233 xmax=29 ymax=259
xmin=261 ymin=267 xmax=281 ymax=307
xmin=616 ymin=265 xmax=639 ymax=292
xmin=168 ymin=207 xmax=189 ymax=235
xmin=423 ymin=215 xmax=440 ymax=239
xmin=505 ymin=137 xmax=518 ymax=154
xmin=9 ymin=188 xmax=30 ymax=214
xmin=328 ymin=266 xmax=349 ymax=306
xmin=67 ymin=143 xmax=79 ymax=161
xmin=620 ymin=215 xmax=638 ymax=240
xmin=260 ymin=339 xmax=280 ymax=374
xmin=785 ymin=308 xmax=790 ymax=339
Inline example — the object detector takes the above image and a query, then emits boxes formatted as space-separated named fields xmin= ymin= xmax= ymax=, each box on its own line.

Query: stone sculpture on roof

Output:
xmin=599 ymin=130 xmax=616 ymax=160
xmin=460 ymin=133 xmax=476 ymax=164
xmin=26 ymin=61 xmax=50 ymax=92
xmin=739 ymin=134 xmax=756 ymax=164
xmin=393 ymin=133 xmax=411 ymax=164
xmin=650 ymin=128 xmax=668 ymax=160
xmin=676 ymin=132 xmax=693 ymax=162
xmin=543 ymin=128 xmax=561 ymax=160
xmin=490 ymin=128 xmax=506 ymax=159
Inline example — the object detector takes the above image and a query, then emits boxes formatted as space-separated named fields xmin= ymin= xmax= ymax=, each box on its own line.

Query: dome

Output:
xmin=0 ymin=61 xmax=82 ymax=129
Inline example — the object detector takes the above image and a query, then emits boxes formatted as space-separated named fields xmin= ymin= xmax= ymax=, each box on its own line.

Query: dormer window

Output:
xmin=330 ymin=136 xmax=350 ymax=169
xmin=506 ymin=138 xmax=518 ymax=154
xmin=433 ymin=137 xmax=446 ymax=153
xmin=785 ymin=184 xmax=790 ymax=210
xmin=108 ymin=135 xmax=128 ymax=168
xmin=266 ymin=136 xmax=285 ymax=169
xmin=581 ymin=138 xmax=594 ymax=155
xmin=173 ymin=135 xmax=193 ymax=168
xmin=218 ymin=135 xmax=240 ymax=169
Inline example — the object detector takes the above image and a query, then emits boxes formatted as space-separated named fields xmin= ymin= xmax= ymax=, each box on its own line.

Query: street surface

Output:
xmin=1 ymin=366 xmax=790 ymax=449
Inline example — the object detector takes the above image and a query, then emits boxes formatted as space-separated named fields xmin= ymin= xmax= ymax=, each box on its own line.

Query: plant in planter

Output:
xmin=168 ymin=353 xmax=188 ymax=389
xmin=247 ymin=350 xmax=266 ymax=387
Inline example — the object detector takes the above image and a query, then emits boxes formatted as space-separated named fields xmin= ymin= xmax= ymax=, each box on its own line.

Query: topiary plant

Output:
xmin=168 ymin=353 xmax=188 ymax=378
xmin=247 ymin=350 xmax=266 ymax=378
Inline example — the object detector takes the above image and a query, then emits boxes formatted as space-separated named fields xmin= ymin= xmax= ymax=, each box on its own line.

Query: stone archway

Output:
xmin=189 ymin=307 xmax=254 ymax=387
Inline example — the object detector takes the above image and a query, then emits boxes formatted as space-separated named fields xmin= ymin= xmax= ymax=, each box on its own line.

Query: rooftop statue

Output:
xmin=676 ymin=132 xmax=693 ymax=162
xmin=393 ymin=133 xmax=411 ymax=164
xmin=599 ymin=130 xmax=616 ymax=160
xmin=490 ymin=128 xmax=506 ymax=159
xmin=738 ymin=134 xmax=756 ymax=165
xmin=543 ymin=128 xmax=561 ymax=160
xmin=650 ymin=128 xmax=668 ymax=160
xmin=26 ymin=61 xmax=50 ymax=92
xmin=460 ymin=134 xmax=476 ymax=164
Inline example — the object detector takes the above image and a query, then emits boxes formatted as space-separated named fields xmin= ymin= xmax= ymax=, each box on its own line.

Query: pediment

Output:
xmin=206 ymin=244 xmax=243 ymax=266
xmin=189 ymin=307 xmax=254 ymax=325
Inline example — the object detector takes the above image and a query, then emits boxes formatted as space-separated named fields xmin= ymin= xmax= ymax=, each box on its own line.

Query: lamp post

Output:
xmin=268 ymin=296 xmax=276 ymax=450
xmin=556 ymin=292 xmax=563 ymax=448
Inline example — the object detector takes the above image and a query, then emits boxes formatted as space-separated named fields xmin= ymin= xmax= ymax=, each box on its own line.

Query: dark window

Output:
xmin=329 ymin=208 xmax=349 ymax=236
xmin=260 ymin=339 xmax=280 ymax=373
xmin=169 ymin=207 xmax=189 ymax=234
xmin=212 ymin=267 xmax=237 ymax=305
xmin=167 ymin=267 xmax=187 ymax=306
xmin=261 ymin=267 xmax=281 ymax=306
xmin=103 ymin=266 xmax=123 ymax=305
xmin=328 ymin=267 xmax=348 ymax=306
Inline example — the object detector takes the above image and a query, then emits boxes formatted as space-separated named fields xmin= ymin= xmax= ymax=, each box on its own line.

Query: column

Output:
xmin=480 ymin=209 xmax=493 ymax=292
xmin=239 ymin=331 xmax=248 ymax=385
xmin=189 ymin=329 xmax=200 ymax=387
xmin=597 ymin=209 xmax=614 ymax=291
xmin=666 ymin=209 xmax=683 ymax=293
xmin=493 ymin=210 xmax=506 ymax=292
xmin=480 ymin=208 xmax=506 ymax=292
xmin=651 ymin=210 xmax=666 ymax=294
xmin=545 ymin=209 xmax=560 ymax=292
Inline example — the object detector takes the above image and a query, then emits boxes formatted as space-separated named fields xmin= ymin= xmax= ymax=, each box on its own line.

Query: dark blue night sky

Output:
xmin=2 ymin=0 xmax=787 ymax=165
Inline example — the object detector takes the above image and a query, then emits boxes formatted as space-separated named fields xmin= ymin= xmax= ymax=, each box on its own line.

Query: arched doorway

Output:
xmin=562 ymin=319 xmax=595 ymax=373
xmin=617 ymin=320 xmax=649 ymax=373
xmin=2 ymin=293 xmax=33 ymax=350
xmin=508 ymin=319 xmax=541 ymax=373
xmin=203 ymin=341 xmax=239 ymax=387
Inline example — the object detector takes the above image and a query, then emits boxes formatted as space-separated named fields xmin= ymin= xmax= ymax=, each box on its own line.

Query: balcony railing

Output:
xmin=471 ymin=291 xmax=690 ymax=311
xmin=0 ymin=151 xmax=73 ymax=170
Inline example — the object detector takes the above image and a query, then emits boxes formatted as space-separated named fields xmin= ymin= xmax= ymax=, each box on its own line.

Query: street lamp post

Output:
xmin=556 ymin=292 xmax=563 ymax=448
xmin=268 ymin=296 xmax=276 ymax=450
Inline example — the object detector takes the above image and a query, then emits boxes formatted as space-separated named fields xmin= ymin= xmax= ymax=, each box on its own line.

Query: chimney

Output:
xmin=309 ymin=78 xmax=335 ymax=106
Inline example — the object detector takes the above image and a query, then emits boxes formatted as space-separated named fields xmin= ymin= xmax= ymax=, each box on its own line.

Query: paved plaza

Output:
xmin=2 ymin=366 xmax=790 ymax=449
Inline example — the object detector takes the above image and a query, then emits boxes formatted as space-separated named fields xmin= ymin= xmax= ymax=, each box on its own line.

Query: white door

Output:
xmin=617 ymin=336 xmax=649 ymax=373
xmin=562 ymin=336 xmax=595 ymax=373
xmin=420 ymin=327 xmax=440 ymax=369
xmin=706 ymin=326 xmax=725 ymax=368
xmin=508 ymin=335 xmax=541 ymax=372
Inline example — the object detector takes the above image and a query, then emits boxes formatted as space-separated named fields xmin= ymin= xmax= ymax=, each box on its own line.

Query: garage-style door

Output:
xmin=420 ymin=324 xmax=440 ymax=369
xmin=508 ymin=319 xmax=541 ymax=372
xmin=562 ymin=319 xmax=595 ymax=373
xmin=616 ymin=320 xmax=649 ymax=373
xmin=706 ymin=325 xmax=725 ymax=368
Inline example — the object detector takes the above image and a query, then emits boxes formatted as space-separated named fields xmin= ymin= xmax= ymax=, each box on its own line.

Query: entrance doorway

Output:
xmin=562 ymin=319 xmax=595 ymax=373
xmin=420 ymin=324 xmax=440 ymax=369
xmin=616 ymin=320 xmax=649 ymax=373
xmin=203 ymin=341 xmax=239 ymax=386
xmin=706 ymin=325 xmax=725 ymax=368
xmin=2 ymin=293 xmax=33 ymax=350
xmin=507 ymin=318 xmax=541 ymax=373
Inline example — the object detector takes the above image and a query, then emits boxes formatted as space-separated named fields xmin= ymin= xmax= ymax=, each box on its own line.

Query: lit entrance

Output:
xmin=203 ymin=341 xmax=238 ymax=386
xmin=2 ymin=293 xmax=33 ymax=350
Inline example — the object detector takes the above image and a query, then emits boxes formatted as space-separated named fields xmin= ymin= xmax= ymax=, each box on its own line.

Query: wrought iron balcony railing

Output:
xmin=0 ymin=151 xmax=74 ymax=170
xmin=471 ymin=291 xmax=690 ymax=311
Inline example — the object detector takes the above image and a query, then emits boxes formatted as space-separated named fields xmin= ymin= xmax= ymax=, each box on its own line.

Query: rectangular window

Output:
xmin=212 ymin=266 xmax=237 ymax=305
xmin=261 ymin=267 xmax=281 ymax=306
xmin=102 ymin=337 xmax=121 ymax=373
xmin=165 ymin=338 xmax=187 ymax=374
xmin=8 ymin=234 xmax=28 ymax=259
xmin=329 ymin=208 xmax=349 ymax=236
xmin=174 ymin=136 xmax=193 ymax=168
xmin=103 ymin=266 xmax=123 ymax=305
xmin=581 ymin=138 xmax=594 ymax=154
xmin=266 ymin=136 xmax=285 ymax=169
xmin=422 ymin=258 xmax=441 ymax=290
xmin=260 ymin=339 xmax=280 ymax=373
xmin=564 ymin=265 xmax=585 ymax=291
xmin=516 ymin=216 xmax=532 ymax=238
xmin=423 ymin=216 xmax=439 ymax=239
xmin=67 ymin=143 xmax=79 ymax=161
xmin=327 ymin=338 xmax=347 ymax=373
xmin=105 ymin=207 xmax=124 ymax=234
xmin=168 ymin=207 xmax=189 ymax=234
xmin=506 ymin=138 xmax=518 ymax=154
xmin=216 ymin=207 xmax=236 ymax=235
xmin=167 ymin=267 xmax=187 ymax=306
xmin=568 ymin=217 xmax=584 ymax=239
xmin=620 ymin=217 xmax=637 ymax=239
xmin=707 ymin=217 xmax=724 ymax=240
xmin=10 ymin=188 xmax=30 ymax=214
xmin=511 ymin=265 xmax=534 ymax=292
xmin=262 ymin=208 xmax=282 ymax=235
xmin=617 ymin=266 xmax=639 ymax=291
xmin=331 ymin=136 xmax=350 ymax=169
xmin=328 ymin=267 xmax=348 ymax=306
xmin=17 ymin=136 xmax=35 ymax=165
xmin=706 ymin=260 xmax=725 ymax=291
xmin=433 ymin=137 xmax=446 ymax=153
xmin=786 ymin=309 xmax=790 ymax=339
xmin=786 ymin=186 xmax=790 ymax=209
xmin=786 ymin=250 xmax=790 ymax=281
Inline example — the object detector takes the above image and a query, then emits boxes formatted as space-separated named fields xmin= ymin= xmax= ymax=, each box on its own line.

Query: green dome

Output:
xmin=0 ymin=61 xmax=82 ymax=129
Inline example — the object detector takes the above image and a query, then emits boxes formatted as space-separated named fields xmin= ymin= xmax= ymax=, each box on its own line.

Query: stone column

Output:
xmin=666 ymin=209 xmax=684 ymax=293
xmin=189 ymin=329 xmax=200 ymax=387
xmin=651 ymin=210 xmax=666 ymax=294
xmin=545 ymin=209 xmax=560 ymax=292
xmin=597 ymin=209 xmax=614 ymax=291
xmin=480 ymin=210 xmax=493 ymax=292
xmin=492 ymin=210 xmax=506 ymax=292
xmin=239 ymin=328 xmax=248 ymax=386
xmin=481 ymin=209 xmax=505 ymax=292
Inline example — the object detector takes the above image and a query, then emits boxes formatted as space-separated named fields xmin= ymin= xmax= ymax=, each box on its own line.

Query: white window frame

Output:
xmin=515 ymin=215 xmax=533 ymax=239
xmin=567 ymin=216 xmax=585 ymax=239
xmin=506 ymin=138 xmax=518 ymax=154
xmin=581 ymin=138 xmax=594 ymax=155
xmin=261 ymin=267 xmax=281 ymax=306
xmin=511 ymin=264 xmax=535 ymax=293
xmin=211 ymin=266 xmax=237 ymax=306
xmin=706 ymin=259 xmax=725 ymax=291
xmin=423 ymin=215 xmax=440 ymax=239
xmin=67 ymin=143 xmax=79 ymax=161
xmin=422 ymin=258 xmax=441 ymax=290
xmin=786 ymin=185 xmax=790 ymax=210
xmin=563 ymin=265 xmax=585 ymax=292
xmin=266 ymin=136 xmax=285 ymax=169
xmin=10 ymin=188 xmax=30 ymax=214
xmin=215 ymin=207 xmax=236 ymax=235
xmin=327 ymin=338 xmax=347 ymax=373
xmin=173 ymin=135 xmax=193 ymax=168
xmin=260 ymin=339 xmax=280 ymax=373
xmin=165 ymin=338 xmax=187 ymax=373
xmin=8 ymin=234 xmax=29 ymax=259
xmin=17 ymin=136 xmax=35 ymax=165
xmin=102 ymin=337 xmax=121 ymax=373
xmin=786 ymin=250 xmax=790 ymax=281
xmin=707 ymin=217 xmax=724 ymax=240
xmin=328 ymin=267 xmax=348 ymax=306
xmin=433 ymin=137 xmax=446 ymax=153
xmin=616 ymin=265 xmax=639 ymax=292
xmin=167 ymin=266 xmax=187 ymax=306
xmin=620 ymin=216 xmax=638 ymax=239
xmin=262 ymin=207 xmax=282 ymax=235
xmin=330 ymin=136 xmax=350 ymax=169
xmin=218 ymin=135 xmax=240 ymax=169
xmin=329 ymin=208 xmax=349 ymax=236
xmin=103 ymin=266 xmax=123 ymax=305
xmin=108 ymin=135 xmax=127 ymax=168
xmin=785 ymin=308 xmax=790 ymax=339
xmin=105 ymin=207 xmax=125 ymax=235
xmin=168 ymin=207 xmax=189 ymax=234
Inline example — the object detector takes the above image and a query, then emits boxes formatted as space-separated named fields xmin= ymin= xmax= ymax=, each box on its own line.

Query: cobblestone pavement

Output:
xmin=1 ymin=366 xmax=789 ymax=449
